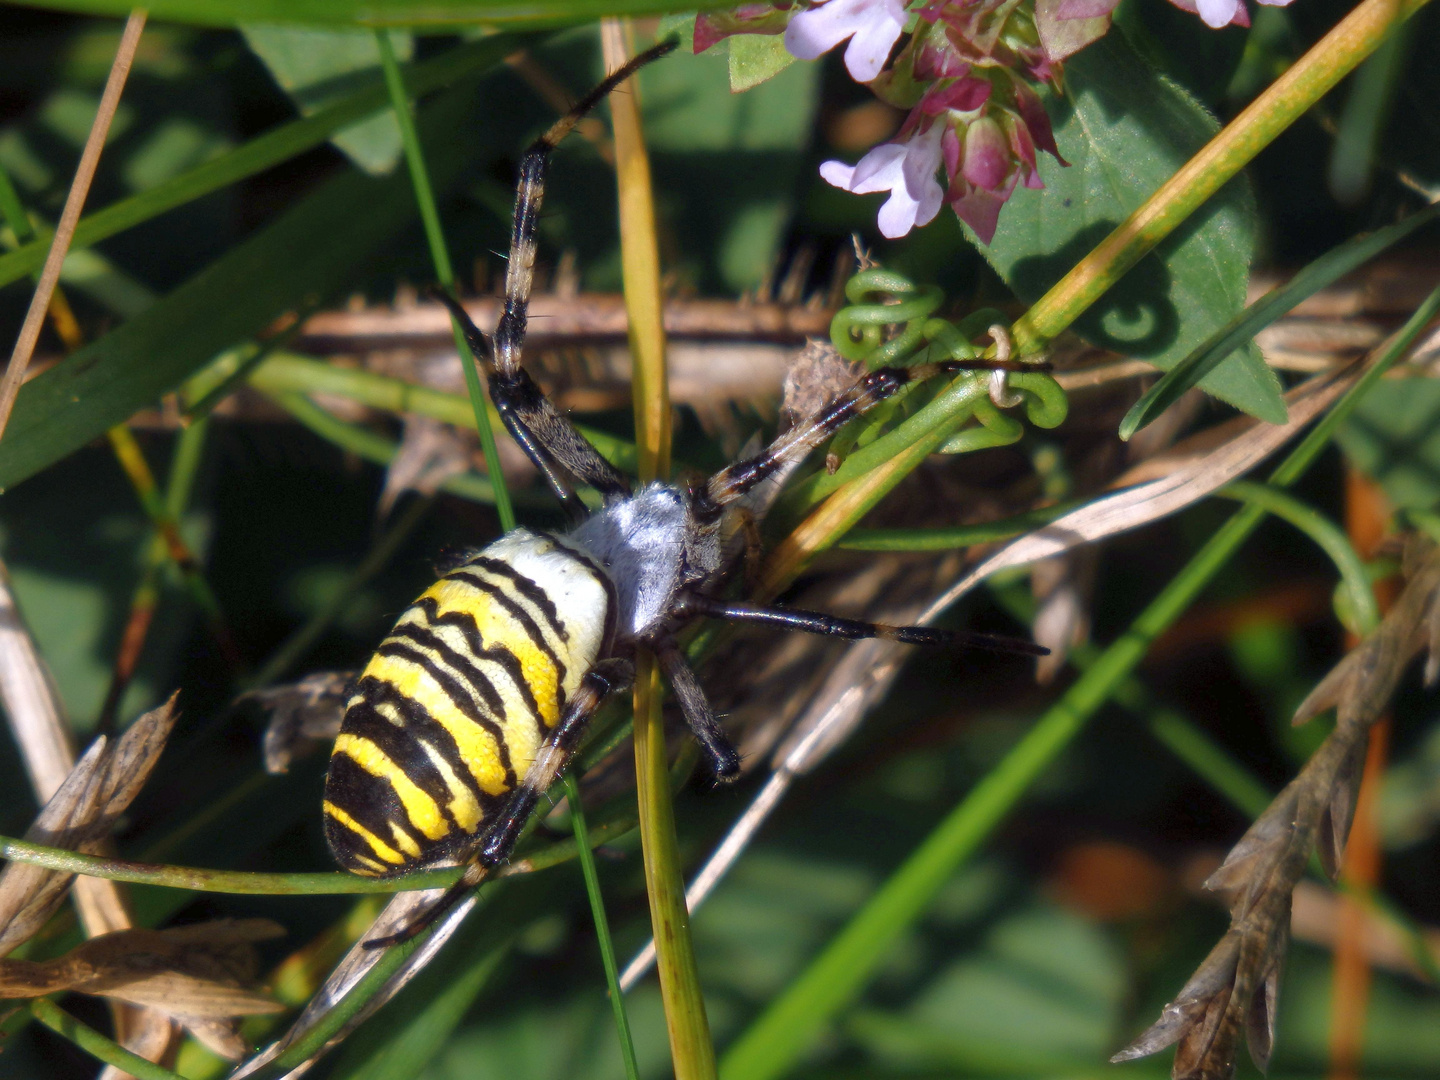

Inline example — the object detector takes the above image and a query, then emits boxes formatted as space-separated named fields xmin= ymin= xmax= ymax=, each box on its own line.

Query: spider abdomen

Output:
xmin=324 ymin=528 xmax=614 ymax=875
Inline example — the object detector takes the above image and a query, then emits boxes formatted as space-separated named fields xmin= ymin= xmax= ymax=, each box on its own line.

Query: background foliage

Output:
xmin=0 ymin=0 xmax=1438 ymax=1078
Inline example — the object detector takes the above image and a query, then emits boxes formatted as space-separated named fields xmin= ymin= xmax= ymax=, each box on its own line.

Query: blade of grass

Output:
xmin=29 ymin=998 xmax=184 ymax=1080
xmin=718 ymin=286 xmax=1440 ymax=1080
xmin=0 ymin=79 xmax=492 ymax=492
xmin=244 ymin=350 xmax=640 ymax=473
xmin=1214 ymin=480 xmax=1380 ymax=636
xmin=376 ymin=27 xmax=515 ymax=533
xmin=836 ymin=500 xmax=1084 ymax=551
xmin=564 ymin=772 xmax=641 ymax=1080
xmin=0 ymin=34 xmax=532 ymax=292
xmin=264 ymin=390 xmax=526 ymax=508
xmin=12 ymin=0 xmax=730 ymax=29
xmin=0 ymin=10 xmax=145 ymax=441
xmin=1120 ymin=202 xmax=1440 ymax=439
xmin=603 ymin=19 xmax=716 ymax=1080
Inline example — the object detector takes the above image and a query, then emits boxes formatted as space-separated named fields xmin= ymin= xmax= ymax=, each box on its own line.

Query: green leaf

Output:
xmin=12 ymin=0 xmax=736 ymax=28
xmin=1337 ymin=375 xmax=1440 ymax=513
xmin=0 ymin=78 xmax=497 ymax=493
xmin=1120 ymin=203 xmax=1440 ymax=439
xmin=727 ymin=33 xmax=795 ymax=92
xmin=241 ymin=24 xmax=413 ymax=175
xmin=641 ymin=40 xmax=819 ymax=291
xmin=982 ymin=32 xmax=1283 ymax=423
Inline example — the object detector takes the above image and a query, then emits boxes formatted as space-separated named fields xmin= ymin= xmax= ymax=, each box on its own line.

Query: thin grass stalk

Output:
xmin=564 ymin=773 xmax=641 ymax=1080
xmin=602 ymin=19 xmax=716 ymax=1080
xmin=245 ymin=350 xmax=639 ymax=471
xmin=1010 ymin=0 xmax=1432 ymax=357
xmin=0 ymin=10 xmax=145 ymax=442
xmin=266 ymin=389 xmax=520 ymax=507
xmin=718 ymin=287 xmax=1440 ymax=1080
xmin=29 ymin=998 xmax=184 ymax=1080
xmin=99 ymin=415 xmax=214 ymax=731
xmin=376 ymin=27 xmax=516 ymax=534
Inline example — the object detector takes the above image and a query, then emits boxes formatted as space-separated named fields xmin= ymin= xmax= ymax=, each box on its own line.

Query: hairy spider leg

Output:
xmin=682 ymin=595 xmax=1050 ymax=658
xmin=657 ymin=642 xmax=741 ymax=780
xmin=364 ymin=657 xmax=634 ymax=950
xmin=702 ymin=356 xmax=1045 ymax=513
xmin=429 ymin=37 xmax=680 ymax=518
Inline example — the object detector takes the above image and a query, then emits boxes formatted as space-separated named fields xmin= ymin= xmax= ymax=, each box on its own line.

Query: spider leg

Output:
xmin=682 ymin=594 xmax=1049 ymax=658
xmin=435 ymin=289 xmax=624 ymax=520
xmin=363 ymin=657 xmax=632 ymax=949
xmin=702 ymin=356 xmax=1044 ymax=513
xmin=431 ymin=38 xmax=679 ymax=514
xmin=656 ymin=641 xmax=741 ymax=780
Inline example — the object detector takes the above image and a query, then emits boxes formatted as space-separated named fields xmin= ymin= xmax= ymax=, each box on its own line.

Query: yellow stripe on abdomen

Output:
xmin=333 ymin=732 xmax=449 ymax=841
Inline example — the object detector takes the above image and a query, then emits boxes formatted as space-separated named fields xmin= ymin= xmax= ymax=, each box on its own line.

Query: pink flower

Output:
xmin=1164 ymin=0 xmax=1260 ymax=27
xmin=785 ymin=0 xmax=909 ymax=82
xmin=820 ymin=121 xmax=946 ymax=237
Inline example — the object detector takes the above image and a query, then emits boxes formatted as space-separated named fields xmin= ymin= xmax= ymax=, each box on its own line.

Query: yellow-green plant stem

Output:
xmin=565 ymin=773 xmax=641 ymax=1080
xmin=30 ymin=998 xmax=185 ymax=1080
xmin=604 ymin=19 xmax=716 ymax=1080
xmin=759 ymin=0 xmax=1428 ymax=603
xmin=377 ymin=27 xmax=515 ymax=534
xmin=720 ymin=286 xmax=1440 ymax=1080
xmin=242 ymin=349 xmax=639 ymax=472
xmin=1011 ymin=0 xmax=1432 ymax=357
xmin=0 ymin=802 xmax=637 ymax=893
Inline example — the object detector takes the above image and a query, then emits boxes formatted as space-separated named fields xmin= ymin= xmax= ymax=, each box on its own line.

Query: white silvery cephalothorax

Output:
xmin=568 ymin=481 xmax=721 ymax=642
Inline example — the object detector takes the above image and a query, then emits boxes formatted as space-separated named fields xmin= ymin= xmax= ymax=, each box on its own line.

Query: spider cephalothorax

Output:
xmin=320 ymin=38 xmax=1049 ymax=947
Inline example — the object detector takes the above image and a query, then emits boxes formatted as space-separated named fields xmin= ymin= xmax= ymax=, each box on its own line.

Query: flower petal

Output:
xmin=850 ymin=142 xmax=908 ymax=190
xmin=841 ymin=0 xmax=907 ymax=80
xmin=785 ymin=0 xmax=871 ymax=60
xmin=1195 ymin=0 xmax=1242 ymax=27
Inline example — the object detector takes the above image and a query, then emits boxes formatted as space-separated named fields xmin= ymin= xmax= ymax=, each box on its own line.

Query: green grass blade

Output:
xmin=376 ymin=26 xmax=515 ymax=533
xmin=11 ymin=0 xmax=732 ymax=28
xmin=30 ymin=999 xmax=186 ymax=1080
xmin=0 ymin=34 xmax=530 ymax=292
xmin=1120 ymin=203 xmax=1440 ymax=439
xmin=718 ymin=284 xmax=1440 ymax=1080
xmin=565 ymin=772 xmax=642 ymax=1080
xmin=0 ymin=81 xmax=490 ymax=491
xmin=1215 ymin=480 xmax=1380 ymax=635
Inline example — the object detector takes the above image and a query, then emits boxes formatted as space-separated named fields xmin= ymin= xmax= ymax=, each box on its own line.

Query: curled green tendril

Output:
xmin=831 ymin=270 xmax=944 ymax=367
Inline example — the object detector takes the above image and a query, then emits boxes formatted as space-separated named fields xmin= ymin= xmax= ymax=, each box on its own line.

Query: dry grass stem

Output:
xmin=0 ymin=10 xmax=146 ymax=442
xmin=1115 ymin=537 xmax=1440 ymax=1079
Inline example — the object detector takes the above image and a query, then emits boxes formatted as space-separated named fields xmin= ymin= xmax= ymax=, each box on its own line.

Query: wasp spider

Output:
xmin=322 ymin=38 xmax=1047 ymax=946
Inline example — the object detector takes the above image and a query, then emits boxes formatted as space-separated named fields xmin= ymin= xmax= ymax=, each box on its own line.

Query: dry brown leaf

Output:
xmin=248 ymin=671 xmax=352 ymax=775
xmin=1115 ymin=537 xmax=1440 ymax=1079
xmin=0 ymin=695 xmax=178 ymax=955
xmin=0 ymin=919 xmax=284 ymax=1021
xmin=378 ymin=414 xmax=472 ymax=518
xmin=230 ymin=888 xmax=476 ymax=1079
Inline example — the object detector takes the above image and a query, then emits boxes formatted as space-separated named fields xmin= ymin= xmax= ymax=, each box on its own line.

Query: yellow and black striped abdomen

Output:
xmin=324 ymin=528 xmax=614 ymax=876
